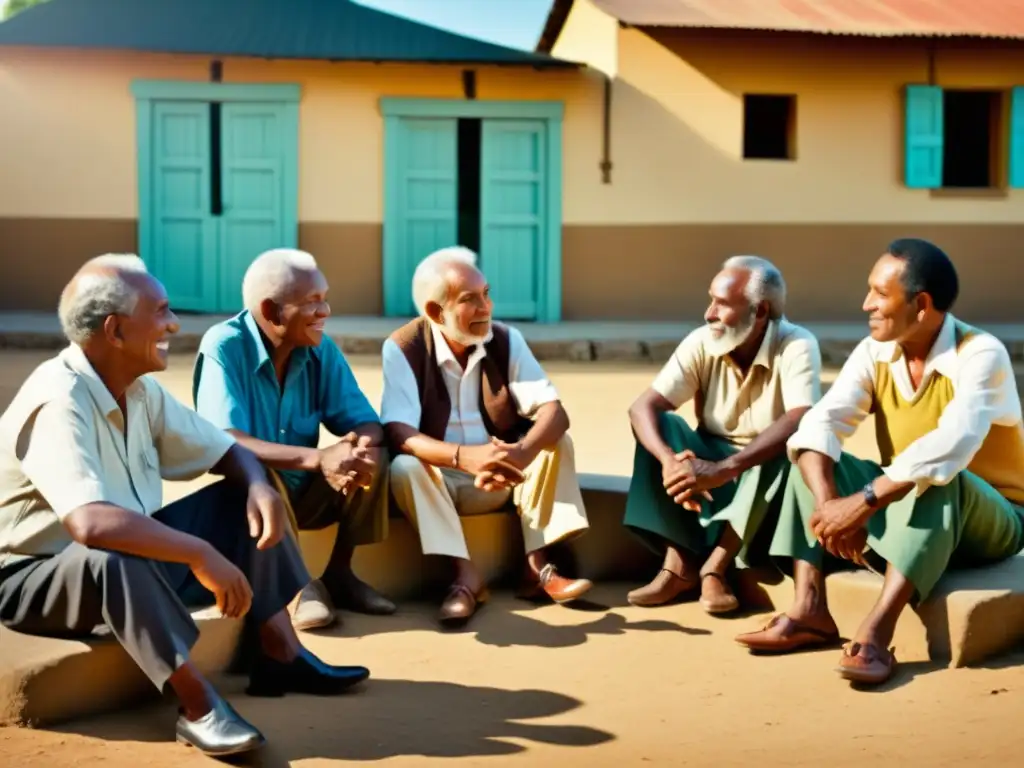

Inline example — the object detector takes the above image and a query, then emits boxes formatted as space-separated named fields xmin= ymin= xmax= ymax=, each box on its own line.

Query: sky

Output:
xmin=0 ymin=0 xmax=556 ymax=51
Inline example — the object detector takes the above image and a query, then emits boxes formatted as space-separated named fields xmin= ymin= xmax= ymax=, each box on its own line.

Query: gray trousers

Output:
xmin=0 ymin=480 xmax=309 ymax=692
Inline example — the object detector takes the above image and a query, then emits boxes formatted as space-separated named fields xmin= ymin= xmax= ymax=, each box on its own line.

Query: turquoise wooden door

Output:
xmin=383 ymin=118 xmax=458 ymax=317
xmin=217 ymin=103 xmax=295 ymax=311
xmin=480 ymin=120 xmax=546 ymax=320
xmin=149 ymin=101 xmax=218 ymax=311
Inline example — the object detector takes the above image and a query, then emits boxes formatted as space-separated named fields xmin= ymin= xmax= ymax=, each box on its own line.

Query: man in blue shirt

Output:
xmin=193 ymin=249 xmax=393 ymax=631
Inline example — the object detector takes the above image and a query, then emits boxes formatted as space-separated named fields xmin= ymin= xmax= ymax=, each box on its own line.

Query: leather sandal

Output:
xmin=438 ymin=583 xmax=489 ymax=625
xmin=698 ymin=572 xmax=739 ymax=615
xmin=836 ymin=642 xmax=896 ymax=685
xmin=626 ymin=568 xmax=698 ymax=607
xmin=734 ymin=613 xmax=841 ymax=653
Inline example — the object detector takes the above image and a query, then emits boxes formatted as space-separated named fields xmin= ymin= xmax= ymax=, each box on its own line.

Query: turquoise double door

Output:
xmin=385 ymin=117 xmax=554 ymax=321
xmin=139 ymin=99 xmax=297 ymax=313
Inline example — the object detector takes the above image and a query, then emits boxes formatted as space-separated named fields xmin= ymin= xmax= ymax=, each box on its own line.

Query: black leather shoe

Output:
xmin=175 ymin=698 xmax=265 ymax=756
xmin=246 ymin=647 xmax=370 ymax=697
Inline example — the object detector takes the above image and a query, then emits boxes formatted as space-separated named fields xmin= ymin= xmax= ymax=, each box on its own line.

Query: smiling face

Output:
xmin=107 ymin=272 xmax=179 ymax=375
xmin=261 ymin=268 xmax=331 ymax=348
xmin=703 ymin=268 xmax=760 ymax=356
xmin=862 ymin=254 xmax=923 ymax=343
xmin=428 ymin=262 xmax=493 ymax=347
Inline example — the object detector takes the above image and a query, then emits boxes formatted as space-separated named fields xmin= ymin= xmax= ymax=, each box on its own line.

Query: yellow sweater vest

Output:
xmin=872 ymin=321 xmax=1024 ymax=504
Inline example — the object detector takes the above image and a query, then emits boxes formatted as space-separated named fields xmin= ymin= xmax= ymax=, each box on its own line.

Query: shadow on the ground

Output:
xmin=54 ymin=678 xmax=615 ymax=762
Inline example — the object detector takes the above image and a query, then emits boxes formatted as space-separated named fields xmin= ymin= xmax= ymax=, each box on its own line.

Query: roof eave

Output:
xmin=536 ymin=0 xmax=576 ymax=53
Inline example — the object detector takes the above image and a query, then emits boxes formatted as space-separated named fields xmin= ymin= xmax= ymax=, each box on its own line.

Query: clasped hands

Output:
xmin=458 ymin=437 xmax=533 ymax=492
xmin=319 ymin=432 xmax=382 ymax=494
xmin=660 ymin=450 xmax=734 ymax=512
xmin=808 ymin=494 xmax=873 ymax=565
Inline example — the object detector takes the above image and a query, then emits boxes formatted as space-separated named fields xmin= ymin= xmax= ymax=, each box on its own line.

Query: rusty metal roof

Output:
xmin=589 ymin=0 xmax=1024 ymax=40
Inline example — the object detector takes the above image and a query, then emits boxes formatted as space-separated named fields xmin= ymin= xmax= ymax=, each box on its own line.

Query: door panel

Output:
xmin=150 ymin=101 xmax=218 ymax=311
xmin=218 ymin=103 xmax=288 ymax=312
xmin=385 ymin=118 xmax=458 ymax=316
xmin=480 ymin=120 xmax=545 ymax=320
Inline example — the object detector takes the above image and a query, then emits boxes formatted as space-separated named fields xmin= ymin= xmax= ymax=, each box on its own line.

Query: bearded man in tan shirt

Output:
xmin=624 ymin=256 xmax=822 ymax=613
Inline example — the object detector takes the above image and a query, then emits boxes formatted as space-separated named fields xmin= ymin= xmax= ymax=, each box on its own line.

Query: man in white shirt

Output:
xmin=624 ymin=256 xmax=821 ymax=613
xmin=736 ymin=239 xmax=1024 ymax=686
xmin=0 ymin=255 xmax=369 ymax=756
xmin=381 ymin=247 xmax=592 ymax=625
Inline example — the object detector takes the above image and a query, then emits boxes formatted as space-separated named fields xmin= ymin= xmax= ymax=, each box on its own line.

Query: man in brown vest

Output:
xmin=381 ymin=247 xmax=592 ymax=624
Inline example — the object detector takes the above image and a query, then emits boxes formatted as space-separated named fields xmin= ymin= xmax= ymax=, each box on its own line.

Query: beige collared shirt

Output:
xmin=380 ymin=321 xmax=560 ymax=446
xmin=0 ymin=345 xmax=235 ymax=565
xmin=652 ymin=318 xmax=822 ymax=445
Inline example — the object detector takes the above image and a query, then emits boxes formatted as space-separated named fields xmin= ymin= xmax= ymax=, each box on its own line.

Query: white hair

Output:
xmin=411 ymin=246 xmax=478 ymax=317
xmin=722 ymin=255 xmax=786 ymax=320
xmin=241 ymin=248 xmax=320 ymax=311
xmin=58 ymin=254 xmax=149 ymax=345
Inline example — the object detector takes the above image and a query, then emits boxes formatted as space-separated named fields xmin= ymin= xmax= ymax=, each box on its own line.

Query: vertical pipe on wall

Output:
xmin=600 ymin=74 xmax=612 ymax=183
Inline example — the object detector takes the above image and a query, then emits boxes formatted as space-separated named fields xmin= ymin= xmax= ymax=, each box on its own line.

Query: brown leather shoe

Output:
xmin=438 ymin=583 xmax=489 ymax=625
xmin=734 ymin=613 xmax=840 ymax=654
xmin=626 ymin=569 xmax=697 ymax=607
xmin=519 ymin=563 xmax=593 ymax=604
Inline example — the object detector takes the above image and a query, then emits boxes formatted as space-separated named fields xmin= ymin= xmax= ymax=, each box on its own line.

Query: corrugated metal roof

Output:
xmin=590 ymin=0 xmax=1024 ymax=40
xmin=0 ymin=0 xmax=577 ymax=66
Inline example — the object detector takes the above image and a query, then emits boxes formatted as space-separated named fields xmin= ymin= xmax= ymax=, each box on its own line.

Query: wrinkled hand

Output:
xmin=810 ymin=495 xmax=872 ymax=564
xmin=458 ymin=442 xmax=525 ymax=492
xmin=488 ymin=436 xmax=533 ymax=471
xmin=191 ymin=546 xmax=253 ymax=619
xmin=246 ymin=481 xmax=288 ymax=550
xmin=661 ymin=450 xmax=730 ymax=512
xmin=320 ymin=433 xmax=378 ymax=493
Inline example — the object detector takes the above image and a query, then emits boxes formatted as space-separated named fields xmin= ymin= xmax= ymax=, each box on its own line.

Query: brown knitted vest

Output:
xmin=389 ymin=317 xmax=532 ymax=444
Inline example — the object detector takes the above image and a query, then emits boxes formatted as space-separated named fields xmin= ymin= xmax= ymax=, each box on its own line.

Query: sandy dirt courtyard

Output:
xmin=1 ymin=350 xmax=1022 ymax=767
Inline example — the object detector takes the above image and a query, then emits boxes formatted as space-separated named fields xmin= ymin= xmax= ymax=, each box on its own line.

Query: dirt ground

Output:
xmin=1 ymin=350 xmax=1022 ymax=767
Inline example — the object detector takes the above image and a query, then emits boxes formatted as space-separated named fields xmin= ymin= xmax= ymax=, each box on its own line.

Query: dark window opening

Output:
xmin=457 ymin=118 xmax=481 ymax=253
xmin=209 ymin=102 xmax=222 ymax=216
xmin=942 ymin=90 xmax=999 ymax=188
xmin=743 ymin=94 xmax=795 ymax=160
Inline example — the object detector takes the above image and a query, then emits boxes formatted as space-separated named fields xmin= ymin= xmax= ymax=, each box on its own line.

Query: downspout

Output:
xmin=600 ymin=73 xmax=613 ymax=183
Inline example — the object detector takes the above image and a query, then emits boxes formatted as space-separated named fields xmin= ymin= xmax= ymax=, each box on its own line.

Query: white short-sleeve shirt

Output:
xmin=380 ymin=321 xmax=559 ymax=446
xmin=651 ymin=318 xmax=822 ymax=446
xmin=0 ymin=344 xmax=235 ymax=565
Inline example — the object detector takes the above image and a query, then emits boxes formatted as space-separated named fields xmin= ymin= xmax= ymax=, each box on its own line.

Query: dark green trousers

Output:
xmin=623 ymin=412 xmax=789 ymax=568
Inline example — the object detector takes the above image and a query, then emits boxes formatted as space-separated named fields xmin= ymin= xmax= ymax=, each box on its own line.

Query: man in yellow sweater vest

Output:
xmin=735 ymin=238 xmax=1024 ymax=685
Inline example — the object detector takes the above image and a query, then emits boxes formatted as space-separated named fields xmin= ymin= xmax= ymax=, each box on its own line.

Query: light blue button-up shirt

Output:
xmin=192 ymin=311 xmax=379 ymax=494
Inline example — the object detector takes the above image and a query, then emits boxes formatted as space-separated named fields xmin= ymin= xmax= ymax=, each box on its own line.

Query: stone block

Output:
xmin=592 ymin=340 xmax=644 ymax=362
xmin=528 ymin=340 xmax=593 ymax=361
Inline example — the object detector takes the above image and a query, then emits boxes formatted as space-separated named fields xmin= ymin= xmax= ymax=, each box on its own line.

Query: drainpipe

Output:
xmin=600 ymin=73 xmax=613 ymax=184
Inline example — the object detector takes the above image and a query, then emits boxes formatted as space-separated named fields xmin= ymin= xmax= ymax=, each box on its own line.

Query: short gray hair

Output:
xmin=241 ymin=248 xmax=320 ymax=312
xmin=58 ymin=254 xmax=149 ymax=345
xmin=411 ymin=246 xmax=478 ymax=317
xmin=722 ymin=255 xmax=786 ymax=320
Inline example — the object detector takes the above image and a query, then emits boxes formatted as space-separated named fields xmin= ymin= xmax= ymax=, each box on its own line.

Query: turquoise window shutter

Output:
xmin=904 ymin=85 xmax=943 ymax=188
xmin=1009 ymin=87 xmax=1024 ymax=188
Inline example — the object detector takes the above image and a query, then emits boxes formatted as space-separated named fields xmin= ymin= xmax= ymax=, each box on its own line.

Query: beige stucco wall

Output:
xmin=0 ymin=48 xmax=591 ymax=223
xmin=552 ymin=2 xmax=1024 ymax=224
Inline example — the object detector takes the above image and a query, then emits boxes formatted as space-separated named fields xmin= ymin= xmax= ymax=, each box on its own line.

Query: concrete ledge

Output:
xmin=0 ymin=607 xmax=242 ymax=728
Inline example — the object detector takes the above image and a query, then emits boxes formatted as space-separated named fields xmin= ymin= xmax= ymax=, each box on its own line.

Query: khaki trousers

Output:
xmin=390 ymin=435 xmax=590 ymax=559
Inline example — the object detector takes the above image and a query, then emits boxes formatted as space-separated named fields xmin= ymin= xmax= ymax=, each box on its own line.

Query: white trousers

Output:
xmin=390 ymin=435 xmax=590 ymax=559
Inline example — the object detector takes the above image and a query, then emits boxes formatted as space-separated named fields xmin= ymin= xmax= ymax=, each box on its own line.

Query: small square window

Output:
xmin=743 ymin=94 xmax=795 ymax=160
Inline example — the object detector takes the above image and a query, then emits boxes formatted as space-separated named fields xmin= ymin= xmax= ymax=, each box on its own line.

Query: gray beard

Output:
xmin=705 ymin=313 xmax=756 ymax=357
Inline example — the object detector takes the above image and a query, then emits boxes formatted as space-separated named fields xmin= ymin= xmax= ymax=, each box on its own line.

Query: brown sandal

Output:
xmin=836 ymin=642 xmax=896 ymax=684
xmin=735 ymin=613 xmax=841 ymax=653
xmin=438 ymin=583 xmax=489 ymax=625
xmin=698 ymin=572 xmax=739 ymax=615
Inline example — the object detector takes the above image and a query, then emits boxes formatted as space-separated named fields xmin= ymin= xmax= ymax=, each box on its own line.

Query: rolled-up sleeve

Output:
xmin=19 ymin=399 xmax=110 ymax=519
xmin=507 ymin=327 xmax=559 ymax=418
xmin=380 ymin=339 xmax=423 ymax=429
xmin=884 ymin=338 xmax=1013 ymax=493
xmin=319 ymin=340 xmax=380 ymax=436
xmin=779 ymin=333 xmax=822 ymax=411
xmin=651 ymin=329 xmax=704 ymax=409
xmin=786 ymin=338 xmax=875 ymax=463
xmin=147 ymin=380 xmax=235 ymax=481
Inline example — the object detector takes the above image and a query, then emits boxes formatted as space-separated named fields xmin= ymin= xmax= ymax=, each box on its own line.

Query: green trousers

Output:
xmin=768 ymin=451 xmax=1024 ymax=602
xmin=622 ymin=412 xmax=789 ymax=567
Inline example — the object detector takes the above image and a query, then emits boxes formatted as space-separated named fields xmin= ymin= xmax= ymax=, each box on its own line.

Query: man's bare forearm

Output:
xmin=520 ymin=402 xmax=569 ymax=460
xmin=628 ymin=395 xmax=678 ymax=465
xmin=211 ymin=443 xmax=275 ymax=488
xmin=720 ymin=407 xmax=810 ymax=478
xmin=385 ymin=423 xmax=459 ymax=468
xmin=351 ymin=421 xmax=385 ymax=447
xmin=796 ymin=449 xmax=840 ymax=507
xmin=63 ymin=504 xmax=211 ymax=566
xmin=227 ymin=430 xmax=321 ymax=472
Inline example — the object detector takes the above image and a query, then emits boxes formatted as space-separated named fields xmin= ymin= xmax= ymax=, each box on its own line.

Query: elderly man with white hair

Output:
xmin=193 ymin=248 xmax=394 ymax=632
xmin=623 ymin=256 xmax=822 ymax=613
xmin=0 ymin=255 xmax=368 ymax=757
xmin=381 ymin=246 xmax=592 ymax=625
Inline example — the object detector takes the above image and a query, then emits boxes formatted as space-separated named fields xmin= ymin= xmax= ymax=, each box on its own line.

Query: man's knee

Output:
xmin=390 ymin=454 xmax=430 ymax=485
